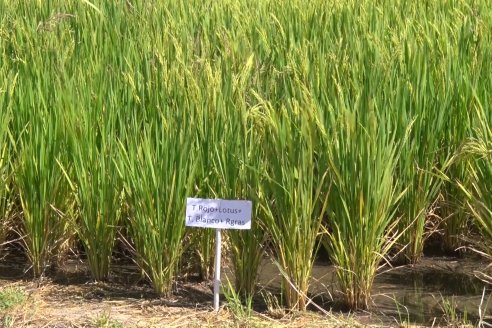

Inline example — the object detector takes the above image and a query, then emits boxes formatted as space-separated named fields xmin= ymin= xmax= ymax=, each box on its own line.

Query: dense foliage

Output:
xmin=1 ymin=0 xmax=491 ymax=310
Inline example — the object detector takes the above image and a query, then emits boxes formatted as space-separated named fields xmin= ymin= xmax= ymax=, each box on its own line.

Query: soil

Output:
xmin=1 ymin=249 xmax=491 ymax=327
xmin=0 ymin=252 xmax=359 ymax=327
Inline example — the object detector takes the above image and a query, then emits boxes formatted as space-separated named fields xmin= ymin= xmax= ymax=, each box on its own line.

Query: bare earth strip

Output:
xmin=0 ymin=279 xmax=366 ymax=328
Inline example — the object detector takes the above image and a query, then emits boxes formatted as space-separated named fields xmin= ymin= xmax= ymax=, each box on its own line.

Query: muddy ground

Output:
xmin=0 ymin=250 xmax=491 ymax=327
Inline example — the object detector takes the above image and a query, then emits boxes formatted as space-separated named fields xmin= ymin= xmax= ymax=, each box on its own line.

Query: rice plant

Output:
xmin=118 ymin=113 xmax=196 ymax=296
xmin=321 ymin=96 xmax=405 ymax=310
xmin=196 ymin=107 xmax=266 ymax=299
xmin=441 ymin=10 xmax=488 ymax=252
xmin=211 ymin=102 xmax=266 ymax=300
xmin=65 ymin=106 xmax=122 ymax=281
xmin=260 ymin=96 xmax=329 ymax=311
xmin=14 ymin=110 xmax=71 ymax=277
xmin=389 ymin=10 xmax=459 ymax=264
xmin=183 ymin=51 xmax=267 ymax=297
xmin=459 ymin=96 xmax=492 ymax=255
xmin=393 ymin=77 xmax=450 ymax=264
xmin=190 ymin=230 xmax=215 ymax=281
xmin=187 ymin=104 xmax=215 ymax=280
xmin=0 ymin=105 xmax=13 ymax=254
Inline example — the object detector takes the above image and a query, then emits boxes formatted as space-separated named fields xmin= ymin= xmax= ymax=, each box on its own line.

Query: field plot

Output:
xmin=1 ymin=0 xmax=492 ymax=326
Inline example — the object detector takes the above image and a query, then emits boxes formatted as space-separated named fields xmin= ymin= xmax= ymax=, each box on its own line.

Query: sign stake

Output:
xmin=213 ymin=228 xmax=222 ymax=312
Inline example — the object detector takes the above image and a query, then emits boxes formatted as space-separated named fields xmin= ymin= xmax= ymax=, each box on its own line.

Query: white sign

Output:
xmin=185 ymin=198 xmax=252 ymax=230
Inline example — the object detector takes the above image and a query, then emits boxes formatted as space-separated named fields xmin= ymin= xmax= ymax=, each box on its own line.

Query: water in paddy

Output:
xmin=1 ymin=248 xmax=491 ymax=325
xmin=257 ymin=256 xmax=492 ymax=326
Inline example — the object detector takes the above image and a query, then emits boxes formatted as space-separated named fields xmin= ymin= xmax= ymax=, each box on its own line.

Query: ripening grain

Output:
xmin=0 ymin=0 xmax=491 ymax=311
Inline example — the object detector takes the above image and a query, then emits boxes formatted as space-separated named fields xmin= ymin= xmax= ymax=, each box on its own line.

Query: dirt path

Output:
xmin=0 ymin=278 xmax=362 ymax=328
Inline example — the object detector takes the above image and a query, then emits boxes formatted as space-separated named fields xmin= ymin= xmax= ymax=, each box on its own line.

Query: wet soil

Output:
xmin=1 ymin=249 xmax=491 ymax=327
xmin=257 ymin=256 xmax=492 ymax=326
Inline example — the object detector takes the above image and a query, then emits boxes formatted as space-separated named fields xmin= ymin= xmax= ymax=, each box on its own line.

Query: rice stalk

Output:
xmin=65 ymin=105 xmax=122 ymax=281
xmin=14 ymin=111 xmax=71 ymax=277
xmin=118 ymin=112 xmax=196 ymax=296
xmin=458 ymin=93 xmax=492 ymax=255
xmin=211 ymin=100 xmax=266 ymax=300
xmin=0 ymin=101 xmax=14 ymax=254
xmin=259 ymin=94 xmax=329 ymax=311
xmin=322 ymin=96 xmax=405 ymax=310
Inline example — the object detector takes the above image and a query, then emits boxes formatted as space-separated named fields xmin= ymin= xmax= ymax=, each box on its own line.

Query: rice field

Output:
xmin=1 ymin=0 xmax=492 ymax=317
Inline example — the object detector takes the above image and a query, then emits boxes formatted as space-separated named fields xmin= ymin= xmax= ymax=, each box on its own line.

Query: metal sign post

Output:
xmin=213 ymin=228 xmax=222 ymax=311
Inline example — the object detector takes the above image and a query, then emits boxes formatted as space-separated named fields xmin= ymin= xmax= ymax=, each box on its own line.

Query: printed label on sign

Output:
xmin=185 ymin=198 xmax=252 ymax=230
